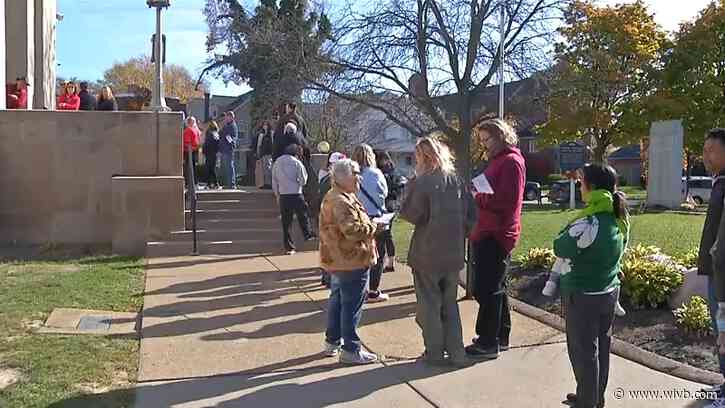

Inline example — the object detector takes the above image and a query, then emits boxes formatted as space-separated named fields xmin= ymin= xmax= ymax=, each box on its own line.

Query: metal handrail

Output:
xmin=186 ymin=150 xmax=199 ymax=256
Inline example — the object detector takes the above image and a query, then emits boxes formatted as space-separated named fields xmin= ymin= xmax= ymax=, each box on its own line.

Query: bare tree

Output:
xmin=302 ymin=0 xmax=567 ymax=180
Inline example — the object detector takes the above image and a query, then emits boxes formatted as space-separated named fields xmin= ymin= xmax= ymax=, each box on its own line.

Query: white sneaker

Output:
xmin=323 ymin=341 xmax=341 ymax=357
xmin=705 ymin=397 xmax=725 ymax=408
xmin=340 ymin=349 xmax=378 ymax=365
xmin=367 ymin=292 xmax=390 ymax=303
xmin=286 ymin=250 xmax=296 ymax=255
xmin=542 ymin=281 xmax=557 ymax=297
xmin=614 ymin=301 xmax=627 ymax=317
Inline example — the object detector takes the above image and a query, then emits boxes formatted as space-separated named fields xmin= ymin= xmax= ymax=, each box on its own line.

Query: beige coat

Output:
xmin=319 ymin=186 xmax=378 ymax=272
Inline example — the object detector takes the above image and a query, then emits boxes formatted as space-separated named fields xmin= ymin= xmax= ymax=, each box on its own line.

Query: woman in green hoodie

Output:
xmin=554 ymin=163 xmax=629 ymax=408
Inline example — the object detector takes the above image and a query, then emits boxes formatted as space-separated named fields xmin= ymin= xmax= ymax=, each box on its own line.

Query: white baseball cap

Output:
xmin=329 ymin=152 xmax=346 ymax=164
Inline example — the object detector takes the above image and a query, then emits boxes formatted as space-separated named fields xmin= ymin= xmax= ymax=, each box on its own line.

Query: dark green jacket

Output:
xmin=554 ymin=212 xmax=624 ymax=295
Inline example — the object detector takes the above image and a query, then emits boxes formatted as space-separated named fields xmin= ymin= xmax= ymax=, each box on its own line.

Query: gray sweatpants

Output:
xmin=412 ymin=269 xmax=465 ymax=360
xmin=563 ymin=288 xmax=619 ymax=408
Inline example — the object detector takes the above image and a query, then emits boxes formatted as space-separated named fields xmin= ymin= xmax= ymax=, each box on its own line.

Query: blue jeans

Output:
xmin=326 ymin=268 xmax=369 ymax=353
xmin=707 ymin=275 xmax=725 ymax=379
xmin=221 ymin=153 xmax=235 ymax=188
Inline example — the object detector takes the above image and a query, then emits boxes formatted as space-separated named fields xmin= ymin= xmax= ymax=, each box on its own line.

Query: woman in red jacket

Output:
xmin=183 ymin=116 xmax=201 ymax=190
xmin=465 ymin=119 xmax=526 ymax=361
xmin=57 ymin=82 xmax=81 ymax=111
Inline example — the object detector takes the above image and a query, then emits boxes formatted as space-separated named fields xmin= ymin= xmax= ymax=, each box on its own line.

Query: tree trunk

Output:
xmin=592 ymin=142 xmax=607 ymax=164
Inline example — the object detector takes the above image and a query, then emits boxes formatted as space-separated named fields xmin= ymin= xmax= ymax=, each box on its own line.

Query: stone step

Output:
xmin=194 ymin=199 xmax=277 ymax=211
xmin=193 ymin=189 xmax=276 ymax=202
xmin=168 ymin=228 xmax=281 ymax=242
xmin=189 ymin=217 xmax=281 ymax=230
xmin=184 ymin=209 xmax=279 ymax=221
xmin=145 ymin=238 xmax=318 ymax=258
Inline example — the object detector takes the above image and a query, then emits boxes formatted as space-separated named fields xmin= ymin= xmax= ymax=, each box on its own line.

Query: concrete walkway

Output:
xmin=135 ymin=253 xmax=709 ymax=408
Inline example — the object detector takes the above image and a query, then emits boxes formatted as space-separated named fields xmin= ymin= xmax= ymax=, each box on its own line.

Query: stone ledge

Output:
xmin=40 ymin=308 xmax=139 ymax=338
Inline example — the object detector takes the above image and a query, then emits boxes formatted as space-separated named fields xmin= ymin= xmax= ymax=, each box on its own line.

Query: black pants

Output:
xmin=472 ymin=237 xmax=511 ymax=348
xmin=564 ymin=289 xmax=618 ymax=408
xmin=183 ymin=151 xmax=198 ymax=189
xmin=379 ymin=228 xmax=395 ymax=258
xmin=205 ymin=153 xmax=218 ymax=186
xmin=369 ymin=230 xmax=386 ymax=292
xmin=280 ymin=194 xmax=313 ymax=251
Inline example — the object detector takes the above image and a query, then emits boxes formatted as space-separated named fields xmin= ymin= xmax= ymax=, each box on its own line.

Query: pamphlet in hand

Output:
xmin=472 ymin=173 xmax=494 ymax=194
xmin=372 ymin=213 xmax=396 ymax=226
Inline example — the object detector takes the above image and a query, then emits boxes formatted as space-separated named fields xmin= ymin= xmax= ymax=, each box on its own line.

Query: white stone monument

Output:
xmin=647 ymin=120 xmax=684 ymax=209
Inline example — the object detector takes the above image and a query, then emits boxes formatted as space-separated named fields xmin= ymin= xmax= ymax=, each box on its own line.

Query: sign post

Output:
xmin=559 ymin=142 xmax=587 ymax=210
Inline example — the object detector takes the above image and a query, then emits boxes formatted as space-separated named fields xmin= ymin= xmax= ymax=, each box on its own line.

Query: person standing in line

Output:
xmin=318 ymin=151 xmax=347 ymax=288
xmin=556 ymin=164 xmax=629 ymax=408
xmin=320 ymin=158 xmax=381 ymax=365
xmin=466 ymin=119 xmax=525 ymax=360
xmin=272 ymin=144 xmax=315 ymax=255
xmin=256 ymin=121 xmax=275 ymax=189
xmin=204 ymin=121 xmax=221 ymax=189
xmin=57 ymin=82 xmax=81 ymax=111
xmin=78 ymin=82 xmax=96 ymax=111
xmin=6 ymin=77 xmax=29 ymax=109
xmin=376 ymin=150 xmax=399 ymax=272
xmin=220 ymin=112 xmax=239 ymax=189
xmin=183 ymin=116 xmax=201 ymax=190
xmin=697 ymin=128 xmax=725 ymax=408
xmin=399 ymin=137 xmax=472 ymax=368
xmin=352 ymin=144 xmax=390 ymax=303
xmin=97 ymin=86 xmax=118 ymax=111
xmin=273 ymin=122 xmax=307 ymax=161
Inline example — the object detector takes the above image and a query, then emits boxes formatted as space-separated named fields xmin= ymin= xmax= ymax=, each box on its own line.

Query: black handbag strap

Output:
xmin=360 ymin=186 xmax=385 ymax=214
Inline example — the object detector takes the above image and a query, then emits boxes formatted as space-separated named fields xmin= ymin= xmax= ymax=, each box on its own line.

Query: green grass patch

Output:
xmin=393 ymin=210 xmax=704 ymax=263
xmin=0 ymin=257 xmax=144 ymax=408
xmin=620 ymin=186 xmax=647 ymax=200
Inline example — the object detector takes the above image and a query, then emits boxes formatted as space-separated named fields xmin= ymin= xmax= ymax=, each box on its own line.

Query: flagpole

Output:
xmin=499 ymin=4 xmax=505 ymax=119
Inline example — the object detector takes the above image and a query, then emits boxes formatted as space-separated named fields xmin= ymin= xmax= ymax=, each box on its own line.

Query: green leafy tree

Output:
xmin=201 ymin=0 xmax=332 ymax=123
xmin=538 ymin=0 xmax=667 ymax=162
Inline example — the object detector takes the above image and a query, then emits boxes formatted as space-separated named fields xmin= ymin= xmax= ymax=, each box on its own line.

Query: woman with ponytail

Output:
xmin=551 ymin=163 xmax=629 ymax=408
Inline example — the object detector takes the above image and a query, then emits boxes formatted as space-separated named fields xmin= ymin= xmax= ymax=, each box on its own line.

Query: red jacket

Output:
xmin=57 ymin=94 xmax=81 ymax=110
xmin=183 ymin=127 xmax=201 ymax=152
xmin=6 ymin=84 xmax=27 ymax=109
xmin=470 ymin=146 xmax=526 ymax=255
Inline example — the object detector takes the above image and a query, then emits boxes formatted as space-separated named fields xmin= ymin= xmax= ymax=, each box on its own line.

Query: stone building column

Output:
xmin=5 ymin=0 xmax=34 ymax=107
xmin=33 ymin=0 xmax=56 ymax=110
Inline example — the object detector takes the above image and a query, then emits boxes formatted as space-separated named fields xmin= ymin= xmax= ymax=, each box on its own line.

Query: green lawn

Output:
xmin=393 ymin=209 xmax=704 ymax=263
xmin=0 ymin=257 xmax=144 ymax=408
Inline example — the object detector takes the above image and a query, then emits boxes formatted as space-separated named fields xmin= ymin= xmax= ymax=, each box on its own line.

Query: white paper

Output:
xmin=372 ymin=213 xmax=396 ymax=225
xmin=472 ymin=173 xmax=494 ymax=194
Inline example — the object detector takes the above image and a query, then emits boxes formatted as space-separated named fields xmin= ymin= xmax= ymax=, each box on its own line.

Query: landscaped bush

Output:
xmin=544 ymin=174 xmax=567 ymax=186
xmin=675 ymin=249 xmax=699 ymax=269
xmin=621 ymin=245 xmax=684 ymax=309
xmin=673 ymin=296 xmax=711 ymax=337
xmin=516 ymin=247 xmax=555 ymax=270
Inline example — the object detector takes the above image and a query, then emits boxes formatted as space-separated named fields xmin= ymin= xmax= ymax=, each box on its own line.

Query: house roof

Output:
xmin=224 ymin=90 xmax=255 ymax=113
xmin=609 ymin=145 xmax=640 ymax=160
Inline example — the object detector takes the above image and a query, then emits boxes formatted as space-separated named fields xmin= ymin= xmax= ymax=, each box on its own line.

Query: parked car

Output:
xmin=682 ymin=176 xmax=712 ymax=205
xmin=549 ymin=179 xmax=582 ymax=204
xmin=524 ymin=181 xmax=542 ymax=202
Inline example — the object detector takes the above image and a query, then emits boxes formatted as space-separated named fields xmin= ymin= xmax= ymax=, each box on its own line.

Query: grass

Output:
xmin=393 ymin=209 xmax=704 ymax=264
xmin=620 ymin=185 xmax=647 ymax=200
xmin=0 ymin=256 xmax=144 ymax=408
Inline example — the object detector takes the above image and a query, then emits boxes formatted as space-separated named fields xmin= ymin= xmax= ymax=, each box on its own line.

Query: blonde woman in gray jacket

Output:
xmin=400 ymin=137 xmax=471 ymax=368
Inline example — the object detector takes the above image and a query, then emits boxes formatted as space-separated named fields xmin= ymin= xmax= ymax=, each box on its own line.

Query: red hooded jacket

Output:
xmin=183 ymin=126 xmax=201 ymax=152
xmin=470 ymin=146 xmax=526 ymax=255
xmin=6 ymin=84 xmax=27 ymax=109
xmin=57 ymin=93 xmax=81 ymax=110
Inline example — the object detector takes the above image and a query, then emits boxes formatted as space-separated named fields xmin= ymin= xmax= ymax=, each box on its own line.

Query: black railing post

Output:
xmin=187 ymin=149 xmax=199 ymax=256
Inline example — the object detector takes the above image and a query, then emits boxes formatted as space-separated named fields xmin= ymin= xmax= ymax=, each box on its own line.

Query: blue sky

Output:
xmin=57 ymin=0 xmax=710 ymax=98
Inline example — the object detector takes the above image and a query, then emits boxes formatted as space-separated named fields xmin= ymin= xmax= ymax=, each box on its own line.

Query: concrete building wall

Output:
xmin=33 ymin=0 xmax=55 ymax=109
xmin=0 ymin=111 xmax=183 ymax=246
xmin=0 ymin=0 xmax=6 ymax=110
xmin=5 ymin=0 xmax=35 ymax=106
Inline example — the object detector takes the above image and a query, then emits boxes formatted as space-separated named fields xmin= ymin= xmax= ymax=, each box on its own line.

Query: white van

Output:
xmin=682 ymin=176 xmax=713 ymax=204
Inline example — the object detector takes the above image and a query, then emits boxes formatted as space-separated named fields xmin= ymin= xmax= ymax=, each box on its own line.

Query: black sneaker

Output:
xmin=471 ymin=336 xmax=510 ymax=352
xmin=465 ymin=343 xmax=500 ymax=360
xmin=565 ymin=393 xmax=605 ymax=408
xmin=701 ymin=384 xmax=723 ymax=400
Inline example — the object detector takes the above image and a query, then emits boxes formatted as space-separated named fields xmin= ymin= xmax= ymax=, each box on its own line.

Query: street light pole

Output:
xmin=499 ymin=4 xmax=506 ymax=119
xmin=148 ymin=0 xmax=170 ymax=112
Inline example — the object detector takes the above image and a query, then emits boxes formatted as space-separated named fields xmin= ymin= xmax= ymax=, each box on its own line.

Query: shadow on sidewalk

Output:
xmin=47 ymin=357 xmax=457 ymax=408
xmin=145 ymin=254 xmax=271 ymax=270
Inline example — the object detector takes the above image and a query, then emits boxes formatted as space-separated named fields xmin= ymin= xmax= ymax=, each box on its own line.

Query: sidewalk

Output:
xmin=135 ymin=253 xmax=709 ymax=407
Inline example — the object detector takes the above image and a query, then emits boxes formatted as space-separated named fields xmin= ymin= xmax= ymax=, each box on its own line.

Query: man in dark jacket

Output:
xmin=699 ymin=128 xmax=725 ymax=400
xmin=219 ymin=112 xmax=239 ymax=189
xmin=78 ymin=82 xmax=96 ymax=111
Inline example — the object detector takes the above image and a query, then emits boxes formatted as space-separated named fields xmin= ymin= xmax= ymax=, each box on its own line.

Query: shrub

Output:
xmin=675 ymin=249 xmax=699 ymax=269
xmin=544 ymin=174 xmax=567 ymax=186
xmin=621 ymin=256 xmax=683 ymax=309
xmin=516 ymin=248 xmax=555 ymax=270
xmin=673 ymin=296 xmax=711 ymax=337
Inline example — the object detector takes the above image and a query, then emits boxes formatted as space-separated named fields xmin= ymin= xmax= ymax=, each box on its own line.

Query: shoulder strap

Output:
xmin=360 ymin=185 xmax=384 ymax=214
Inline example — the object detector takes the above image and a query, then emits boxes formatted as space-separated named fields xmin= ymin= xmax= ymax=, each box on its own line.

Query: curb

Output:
xmin=509 ymin=297 xmax=722 ymax=386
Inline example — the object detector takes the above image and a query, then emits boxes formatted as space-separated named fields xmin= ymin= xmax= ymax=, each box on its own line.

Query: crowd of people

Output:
xmin=5 ymin=78 xmax=119 ymax=111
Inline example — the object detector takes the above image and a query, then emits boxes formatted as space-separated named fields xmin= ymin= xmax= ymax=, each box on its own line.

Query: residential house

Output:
xmin=609 ymin=144 xmax=642 ymax=186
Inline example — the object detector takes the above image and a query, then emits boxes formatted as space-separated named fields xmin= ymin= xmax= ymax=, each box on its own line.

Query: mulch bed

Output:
xmin=508 ymin=265 xmax=719 ymax=374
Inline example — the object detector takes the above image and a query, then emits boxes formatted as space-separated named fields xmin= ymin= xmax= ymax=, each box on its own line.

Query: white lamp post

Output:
xmin=147 ymin=0 xmax=171 ymax=111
